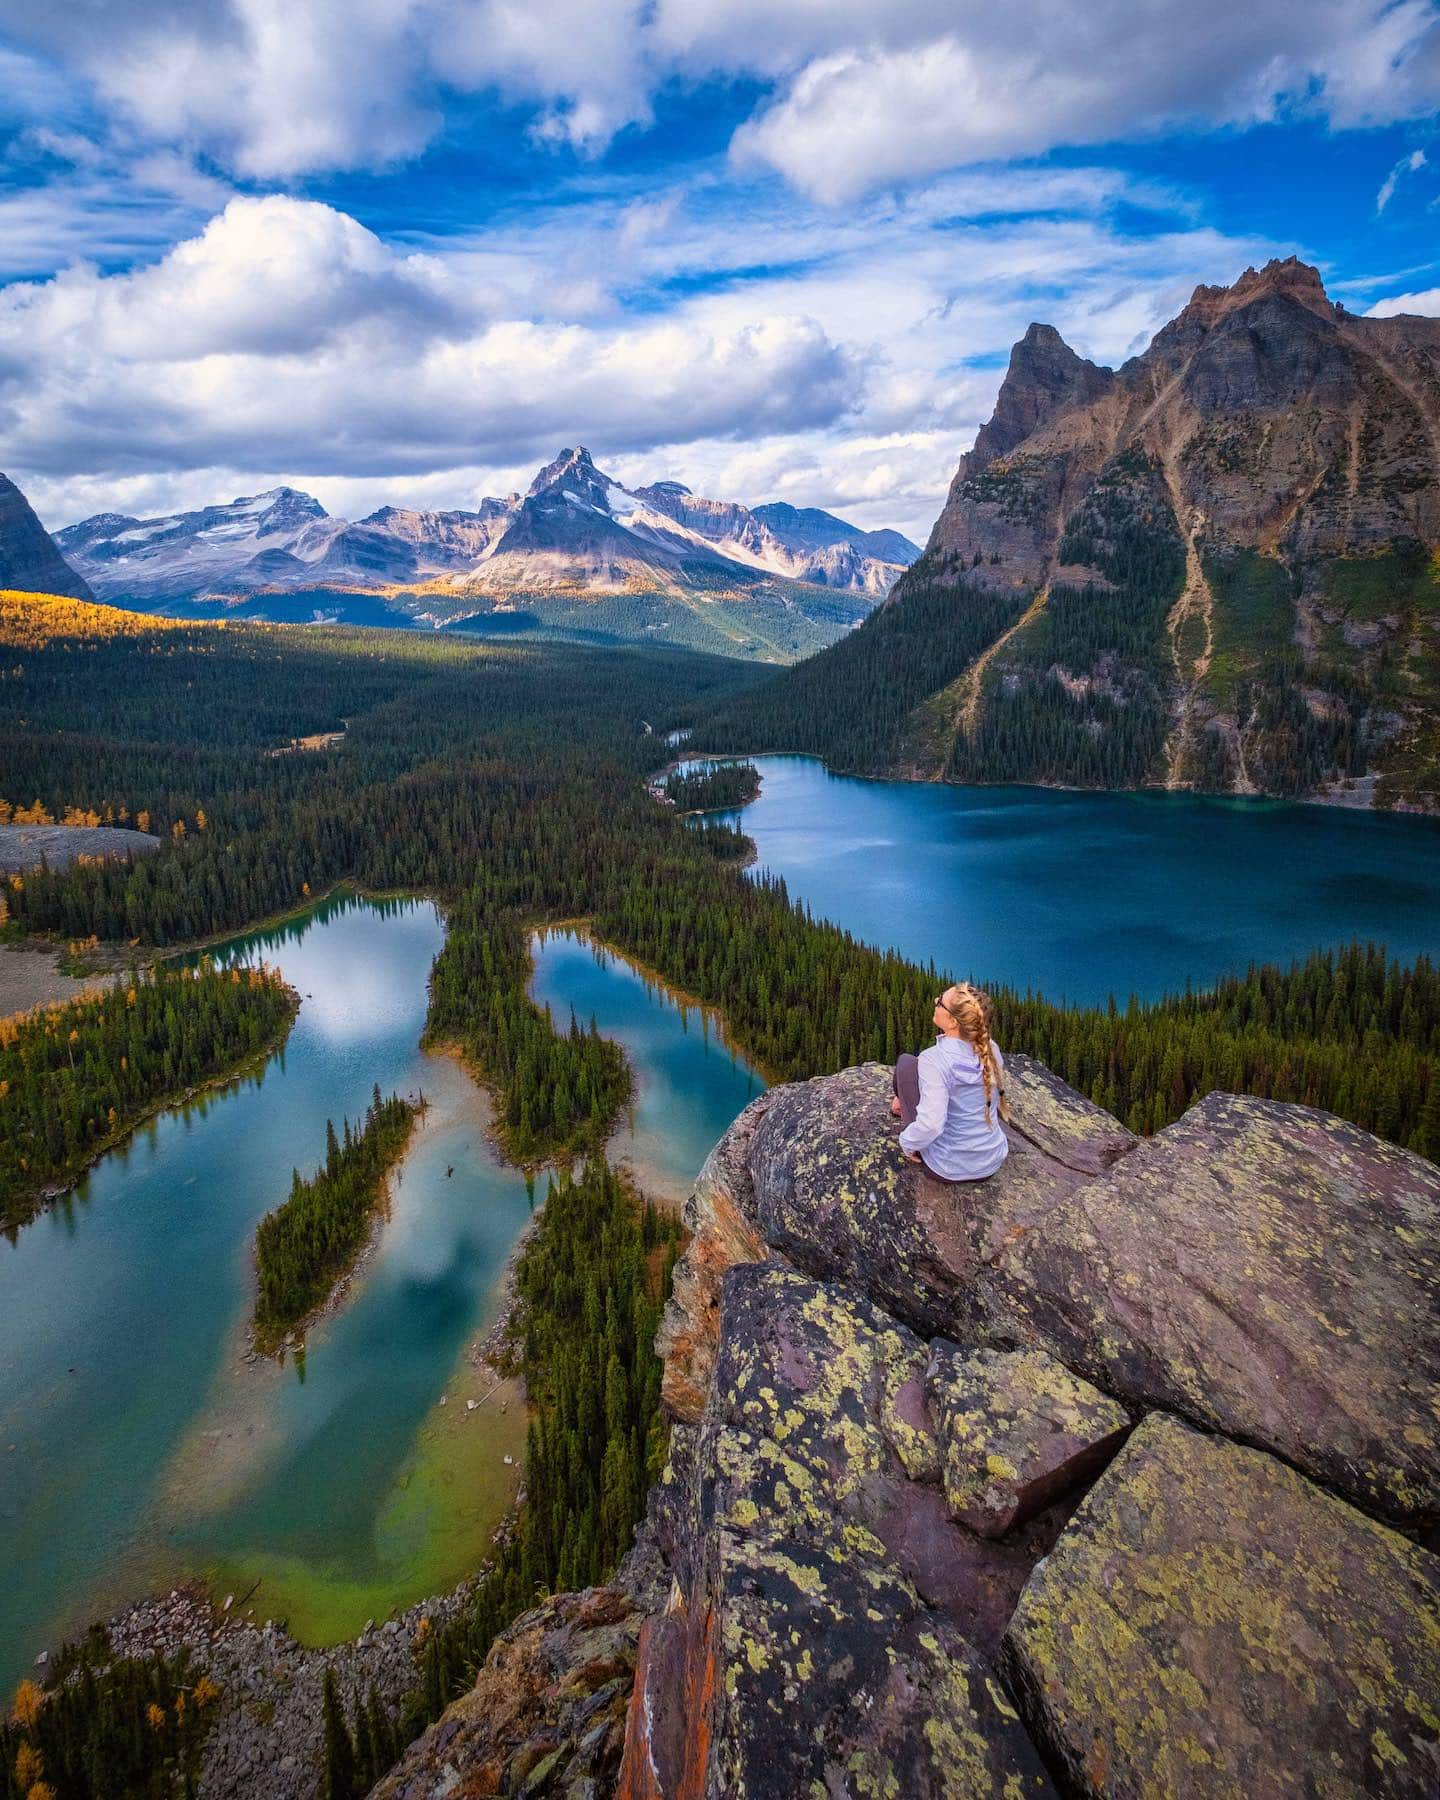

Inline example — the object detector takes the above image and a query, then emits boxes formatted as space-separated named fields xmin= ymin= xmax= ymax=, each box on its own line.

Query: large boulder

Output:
xmin=925 ymin=1343 xmax=1131 ymax=1537
xmin=674 ymin=1055 xmax=1133 ymax=1353
xmin=621 ymin=1262 xmax=1062 ymax=1797
xmin=977 ymin=1092 xmax=1440 ymax=1530
xmin=1005 ymin=1413 xmax=1440 ymax=1799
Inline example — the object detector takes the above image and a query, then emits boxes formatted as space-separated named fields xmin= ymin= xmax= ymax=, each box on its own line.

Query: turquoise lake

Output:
xmin=705 ymin=757 xmax=1440 ymax=1005
xmin=0 ymin=897 xmax=759 ymax=1692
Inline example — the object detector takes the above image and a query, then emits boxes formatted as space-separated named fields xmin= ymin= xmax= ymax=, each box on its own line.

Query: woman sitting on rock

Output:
xmin=891 ymin=982 xmax=1010 ymax=1181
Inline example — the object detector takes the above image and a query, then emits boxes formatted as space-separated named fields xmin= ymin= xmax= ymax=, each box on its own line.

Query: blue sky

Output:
xmin=0 ymin=1 xmax=1438 ymax=542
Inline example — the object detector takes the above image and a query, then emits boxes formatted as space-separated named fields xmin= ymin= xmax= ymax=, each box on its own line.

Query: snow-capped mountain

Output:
xmin=55 ymin=449 xmax=918 ymax=609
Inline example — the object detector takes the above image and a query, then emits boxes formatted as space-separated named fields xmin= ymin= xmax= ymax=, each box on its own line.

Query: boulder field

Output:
xmin=382 ymin=1056 xmax=1440 ymax=1798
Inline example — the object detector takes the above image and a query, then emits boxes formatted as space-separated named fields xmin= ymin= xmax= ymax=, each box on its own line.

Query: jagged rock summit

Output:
xmin=920 ymin=255 xmax=1440 ymax=801
xmin=721 ymin=256 xmax=1440 ymax=804
xmin=384 ymin=1056 xmax=1440 ymax=1798
xmin=0 ymin=471 xmax=93 ymax=601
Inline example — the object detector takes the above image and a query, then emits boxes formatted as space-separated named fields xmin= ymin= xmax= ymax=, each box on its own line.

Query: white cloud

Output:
xmin=1366 ymin=285 xmax=1440 ymax=314
xmin=2 ymin=1 xmax=1438 ymax=190
xmin=0 ymin=195 xmax=858 ymax=505
xmin=731 ymin=5 xmax=1440 ymax=202
xmin=0 ymin=172 xmax=1280 ymax=543
xmin=1376 ymin=146 xmax=1429 ymax=211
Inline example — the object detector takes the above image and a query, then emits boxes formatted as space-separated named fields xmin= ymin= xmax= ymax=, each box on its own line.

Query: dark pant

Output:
xmin=893 ymin=1054 xmax=920 ymax=1127
xmin=894 ymin=1053 xmax=970 ymax=1184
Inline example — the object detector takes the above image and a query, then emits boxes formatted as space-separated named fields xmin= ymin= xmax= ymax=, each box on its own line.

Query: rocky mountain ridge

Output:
xmin=696 ymin=258 xmax=1440 ymax=806
xmin=377 ymin=1055 xmax=1440 ymax=1798
xmin=52 ymin=450 xmax=917 ymax=615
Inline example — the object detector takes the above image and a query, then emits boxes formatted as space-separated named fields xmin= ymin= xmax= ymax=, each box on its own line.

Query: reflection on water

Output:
xmin=0 ymin=897 xmax=767 ymax=1689
xmin=699 ymin=756 xmax=1440 ymax=1005
xmin=529 ymin=927 xmax=763 ymax=1204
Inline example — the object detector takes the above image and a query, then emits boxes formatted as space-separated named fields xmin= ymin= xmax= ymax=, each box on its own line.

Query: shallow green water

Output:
xmin=704 ymin=757 xmax=1440 ymax=1005
xmin=0 ymin=898 xmax=760 ymax=1691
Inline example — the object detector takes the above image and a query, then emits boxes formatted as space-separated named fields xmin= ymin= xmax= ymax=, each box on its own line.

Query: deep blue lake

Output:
xmin=703 ymin=757 xmax=1440 ymax=1006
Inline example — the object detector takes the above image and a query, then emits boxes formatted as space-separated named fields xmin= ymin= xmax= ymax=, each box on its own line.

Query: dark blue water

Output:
xmin=705 ymin=757 xmax=1440 ymax=1006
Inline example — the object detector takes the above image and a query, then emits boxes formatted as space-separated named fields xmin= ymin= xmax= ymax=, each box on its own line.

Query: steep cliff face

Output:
xmin=918 ymin=258 xmax=1440 ymax=804
xmin=699 ymin=259 xmax=1440 ymax=806
xmin=0 ymin=472 xmax=93 ymax=601
xmin=384 ymin=1056 xmax=1440 ymax=1798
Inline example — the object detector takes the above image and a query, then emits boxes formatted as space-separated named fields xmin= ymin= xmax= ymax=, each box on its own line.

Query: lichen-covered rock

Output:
xmin=1004 ymin=1413 xmax=1440 ymax=1799
xmin=619 ymin=1262 xmax=1061 ymax=1797
xmin=737 ymin=1056 xmax=1134 ymax=1339
xmin=370 ymin=1585 xmax=646 ymax=1800
xmin=925 ymin=1344 xmax=1130 ymax=1537
xmin=977 ymin=1092 xmax=1440 ymax=1530
xmin=656 ymin=1093 xmax=773 ymax=1422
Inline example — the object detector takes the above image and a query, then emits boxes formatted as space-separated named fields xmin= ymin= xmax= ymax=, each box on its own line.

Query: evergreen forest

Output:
xmin=403 ymin=1160 xmax=681 ymax=1733
xmin=253 ymin=1086 xmax=419 ymax=1347
xmin=0 ymin=1636 xmax=221 ymax=1800
xmin=0 ymin=961 xmax=297 ymax=1227
xmin=661 ymin=759 xmax=760 ymax=812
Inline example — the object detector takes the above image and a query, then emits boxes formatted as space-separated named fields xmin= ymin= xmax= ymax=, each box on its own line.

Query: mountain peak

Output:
xmin=969 ymin=324 xmax=1114 ymax=472
xmin=527 ymin=446 xmax=604 ymax=498
xmin=1180 ymin=256 xmax=1335 ymax=329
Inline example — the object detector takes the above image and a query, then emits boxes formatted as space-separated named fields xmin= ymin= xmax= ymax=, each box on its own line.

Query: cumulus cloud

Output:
xmin=0 ymin=195 xmax=858 ymax=498
xmin=731 ymin=4 xmax=1440 ymax=202
xmin=0 ymin=171 xmax=1279 ymax=542
xmin=2 ymin=0 xmax=1438 ymax=190
xmin=1366 ymin=285 xmax=1440 ymax=314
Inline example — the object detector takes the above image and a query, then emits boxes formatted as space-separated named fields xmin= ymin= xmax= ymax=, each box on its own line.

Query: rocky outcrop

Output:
xmin=0 ymin=471 xmax=93 ymax=600
xmin=390 ymin=1059 xmax=1440 ymax=1799
xmin=975 ymin=1090 xmax=1440 ymax=1532
xmin=622 ymin=1265 xmax=1062 ymax=1798
xmin=615 ymin=1063 xmax=1440 ymax=1798
xmin=371 ymin=1586 xmax=648 ymax=1800
xmin=735 ymin=1055 xmax=1132 ymax=1342
xmin=1005 ymin=1413 xmax=1440 ymax=1799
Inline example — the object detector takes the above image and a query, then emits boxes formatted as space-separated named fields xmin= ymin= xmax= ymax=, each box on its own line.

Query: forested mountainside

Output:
xmin=694 ymin=259 xmax=1440 ymax=809
xmin=44 ymin=449 xmax=916 ymax=661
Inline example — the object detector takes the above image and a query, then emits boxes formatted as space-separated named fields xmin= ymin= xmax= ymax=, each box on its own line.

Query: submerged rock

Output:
xmin=1005 ymin=1412 xmax=1440 ymax=1799
xmin=925 ymin=1343 xmax=1130 ymax=1537
xmin=977 ymin=1091 xmax=1440 ymax=1530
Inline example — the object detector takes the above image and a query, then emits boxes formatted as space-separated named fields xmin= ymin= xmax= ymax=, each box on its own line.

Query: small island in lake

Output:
xmin=253 ymin=1085 xmax=420 ymax=1353
xmin=661 ymin=759 xmax=761 ymax=814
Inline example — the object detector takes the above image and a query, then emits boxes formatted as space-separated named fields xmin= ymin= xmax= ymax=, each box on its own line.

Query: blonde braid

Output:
xmin=940 ymin=983 xmax=1010 ymax=1126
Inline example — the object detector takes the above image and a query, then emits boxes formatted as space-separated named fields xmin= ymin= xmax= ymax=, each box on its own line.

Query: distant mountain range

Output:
xmin=42 ymin=448 xmax=918 ymax=661
xmin=696 ymin=258 xmax=1440 ymax=809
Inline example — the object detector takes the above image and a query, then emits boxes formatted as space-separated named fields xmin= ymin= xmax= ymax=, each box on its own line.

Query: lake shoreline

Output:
xmin=3 ymin=982 xmax=301 ymax=1232
xmin=249 ymin=1095 xmax=426 ymax=1360
xmin=680 ymin=746 xmax=1440 ymax=817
